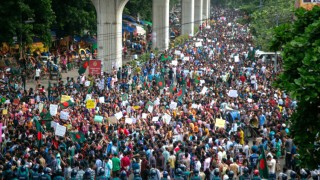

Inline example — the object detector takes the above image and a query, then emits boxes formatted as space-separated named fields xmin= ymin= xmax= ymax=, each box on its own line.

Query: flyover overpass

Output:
xmin=91 ymin=0 xmax=210 ymax=72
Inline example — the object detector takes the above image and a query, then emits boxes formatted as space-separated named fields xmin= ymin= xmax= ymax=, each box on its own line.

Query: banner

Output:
xmin=89 ymin=60 xmax=102 ymax=75
xmin=61 ymin=95 xmax=71 ymax=103
xmin=86 ymin=99 xmax=96 ymax=109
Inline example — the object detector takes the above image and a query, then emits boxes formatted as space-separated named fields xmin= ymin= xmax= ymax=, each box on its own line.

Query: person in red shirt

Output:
xmin=118 ymin=124 xmax=129 ymax=136
xmin=240 ymin=74 xmax=246 ymax=84
xmin=121 ymin=151 xmax=131 ymax=171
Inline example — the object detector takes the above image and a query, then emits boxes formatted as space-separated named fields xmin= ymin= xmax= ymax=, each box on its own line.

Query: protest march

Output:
xmin=0 ymin=7 xmax=318 ymax=180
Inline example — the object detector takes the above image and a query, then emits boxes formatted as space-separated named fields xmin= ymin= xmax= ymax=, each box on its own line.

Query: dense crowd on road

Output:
xmin=0 ymin=7 xmax=319 ymax=180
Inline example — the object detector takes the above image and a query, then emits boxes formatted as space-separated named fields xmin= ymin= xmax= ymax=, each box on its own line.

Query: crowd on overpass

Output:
xmin=0 ymin=6 xmax=319 ymax=180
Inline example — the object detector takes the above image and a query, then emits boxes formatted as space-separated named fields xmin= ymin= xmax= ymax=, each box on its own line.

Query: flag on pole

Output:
xmin=78 ymin=60 xmax=89 ymax=75
xmin=258 ymin=145 xmax=269 ymax=179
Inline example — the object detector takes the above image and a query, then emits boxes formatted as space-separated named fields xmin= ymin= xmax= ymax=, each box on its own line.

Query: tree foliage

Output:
xmin=124 ymin=0 xmax=153 ymax=22
xmin=0 ymin=0 xmax=54 ymax=45
xmin=51 ymin=0 xmax=96 ymax=37
xmin=249 ymin=0 xmax=295 ymax=50
xmin=271 ymin=6 xmax=320 ymax=168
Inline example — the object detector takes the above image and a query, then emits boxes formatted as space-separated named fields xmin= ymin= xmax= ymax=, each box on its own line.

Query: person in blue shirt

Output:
xmin=249 ymin=149 xmax=259 ymax=171
xmin=258 ymin=112 xmax=266 ymax=128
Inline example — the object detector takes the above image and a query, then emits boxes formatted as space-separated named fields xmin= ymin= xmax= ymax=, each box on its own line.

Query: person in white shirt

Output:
xmin=194 ymin=157 xmax=201 ymax=172
xmin=204 ymin=154 xmax=211 ymax=171
xmin=267 ymin=154 xmax=277 ymax=179
xmin=35 ymin=67 xmax=41 ymax=83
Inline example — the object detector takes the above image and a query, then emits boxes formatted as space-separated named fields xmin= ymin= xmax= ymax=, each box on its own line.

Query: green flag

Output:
xmin=160 ymin=54 xmax=172 ymax=61
xmin=169 ymin=83 xmax=176 ymax=94
xmin=177 ymin=85 xmax=186 ymax=101
xmin=40 ymin=111 xmax=53 ymax=121
xmin=33 ymin=117 xmax=45 ymax=149
xmin=69 ymin=132 xmax=86 ymax=143
xmin=60 ymin=100 xmax=74 ymax=109
xmin=194 ymin=73 xmax=200 ymax=84
xmin=258 ymin=145 xmax=269 ymax=179
xmin=156 ymin=76 xmax=165 ymax=89
xmin=78 ymin=60 xmax=89 ymax=75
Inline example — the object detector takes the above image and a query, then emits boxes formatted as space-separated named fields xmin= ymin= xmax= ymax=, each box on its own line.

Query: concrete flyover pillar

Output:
xmin=91 ymin=0 xmax=128 ymax=73
xmin=194 ymin=0 xmax=203 ymax=28
xmin=152 ymin=0 xmax=170 ymax=51
xmin=181 ymin=0 xmax=194 ymax=36
xmin=202 ymin=0 xmax=210 ymax=23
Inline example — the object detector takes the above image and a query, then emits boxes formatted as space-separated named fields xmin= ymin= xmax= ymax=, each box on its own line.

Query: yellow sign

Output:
xmin=215 ymin=118 xmax=226 ymax=128
xmin=2 ymin=109 xmax=8 ymax=115
xmin=61 ymin=95 xmax=71 ymax=103
xmin=86 ymin=99 xmax=96 ymax=109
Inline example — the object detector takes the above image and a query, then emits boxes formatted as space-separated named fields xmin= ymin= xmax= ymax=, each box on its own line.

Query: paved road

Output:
xmin=26 ymin=67 xmax=80 ymax=90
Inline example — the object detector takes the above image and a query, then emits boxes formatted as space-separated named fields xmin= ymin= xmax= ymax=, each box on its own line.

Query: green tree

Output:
xmin=0 ymin=0 xmax=54 ymax=46
xmin=271 ymin=6 xmax=320 ymax=168
xmin=124 ymin=0 xmax=152 ymax=21
xmin=26 ymin=0 xmax=55 ymax=46
xmin=51 ymin=0 xmax=97 ymax=37
xmin=249 ymin=0 xmax=295 ymax=50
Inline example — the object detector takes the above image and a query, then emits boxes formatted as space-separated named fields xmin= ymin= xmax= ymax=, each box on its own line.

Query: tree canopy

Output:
xmin=271 ymin=6 xmax=320 ymax=168
xmin=0 ymin=0 xmax=54 ymax=45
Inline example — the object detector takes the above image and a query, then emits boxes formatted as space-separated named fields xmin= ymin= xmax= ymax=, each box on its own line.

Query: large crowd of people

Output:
xmin=0 ymin=7 xmax=319 ymax=180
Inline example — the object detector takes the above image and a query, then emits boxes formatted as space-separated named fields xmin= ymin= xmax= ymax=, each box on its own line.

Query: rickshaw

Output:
xmin=49 ymin=63 xmax=61 ymax=80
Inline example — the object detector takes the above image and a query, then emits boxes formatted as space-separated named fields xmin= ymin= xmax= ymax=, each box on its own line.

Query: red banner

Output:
xmin=89 ymin=60 xmax=101 ymax=75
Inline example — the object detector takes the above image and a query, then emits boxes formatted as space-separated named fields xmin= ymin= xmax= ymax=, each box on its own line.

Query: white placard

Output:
xmin=51 ymin=121 xmax=58 ymax=129
xmin=125 ymin=118 xmax=133 ymax=124
xmin=55 ymin=124 xmax=66 ymax=137
xmin=247 ymin=98 xmax=253 ymax=103
xmin=85 ymin=94 xmax=92 ymax=101
xmin=174 ymin=50 xmax=181 ymax=55
xmin=192 ymin=104 xmax=198 ymax=109
xmin=50 ymin=104 xmax=58 ymax=116
xmin=85 ymin=81 xmax=90 ymax=87
xmin=201 ymin=86 xmax=208 ymax=95
xmin=171 ymin=60 xmax=178 ymax=66
xmin=39 ymin=103 xmax=44 ymax=113
xmin=115 ymin=112 xmax=123 ymax=120
xmin=162 ymin=113 xmax=172 ymax=124
xmin=234 ymin=55 xmax=239 ymax=62
xmin=99 ymin=97 xmax=105 ymax=103
xmin=183 ymin=57 xmax=190 ymax=61
xmin=60 ymin=111 xmax=69 ymax=120
xmin=228 ymin=90 xmax=238 ymax=98
xmin=152 ymin=116 xmax=159 ymax=122
xmin=154 ymin=99 xmax=160 ymax=106
xmin=148 ymin=105 xmax=154 ymax=113
xmin=200 ymin=80 xmax=205 ymax=85
xmin=142 ymin=113 xmax=148 ymax=119
xmin=170 ymin=102 xmax=177 ymax=109
xmin=195 ymin=42 xmax=202 ymax=47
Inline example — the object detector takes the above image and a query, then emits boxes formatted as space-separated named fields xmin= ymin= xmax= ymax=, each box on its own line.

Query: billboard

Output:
xmin=89 ymin=60 xmax=101 ymax=75
xmin=297 ymin=0 xmax=320 ymax=10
